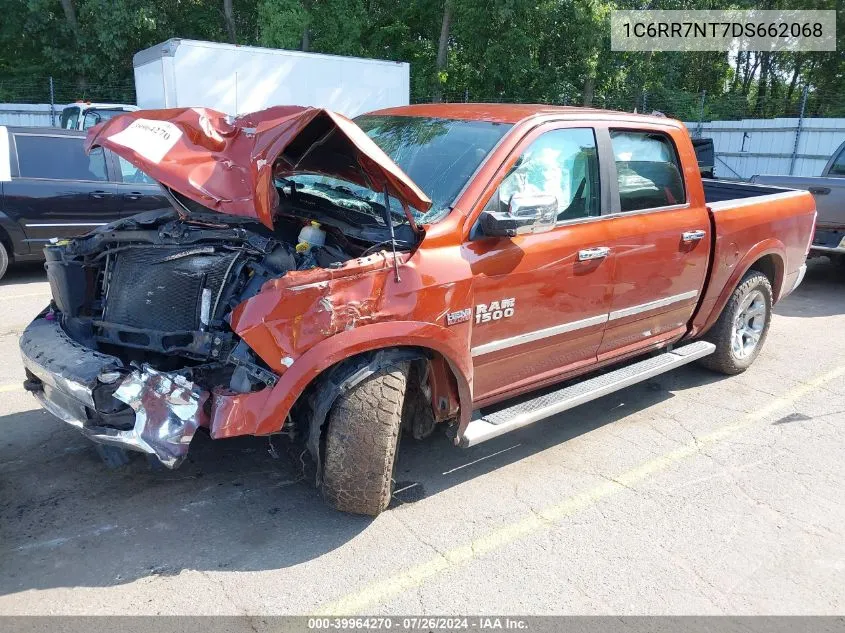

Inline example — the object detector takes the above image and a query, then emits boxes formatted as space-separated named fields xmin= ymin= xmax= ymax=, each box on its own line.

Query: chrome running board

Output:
xmin=460 ymin=341 xmax=716 ymax=447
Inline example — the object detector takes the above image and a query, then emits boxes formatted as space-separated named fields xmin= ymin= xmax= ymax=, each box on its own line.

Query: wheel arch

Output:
xmin=209 ymin=320 xmax=473 ymax=450
xmin=691 ymin=240 xmax=785 ymax=338
xmin=301 ymin=346 xmax=432 ymax=479
xmin=746 ymin=252 xmax=783 ymax=300
xmin=0 ymin=209 xmax=29 ymax=260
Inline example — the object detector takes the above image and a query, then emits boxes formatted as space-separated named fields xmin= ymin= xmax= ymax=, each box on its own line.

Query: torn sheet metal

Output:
xmin=111 ymin=365 xmax=209 ymax=468
xmin=229 ymin=252 xmax=408 ymax=372
xmin=85 ymin=106 xmax=432 ymax=229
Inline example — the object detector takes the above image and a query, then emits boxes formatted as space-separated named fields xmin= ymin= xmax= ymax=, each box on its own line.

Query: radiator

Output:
xmin=103 ymin=247 xmax=238 ymax=332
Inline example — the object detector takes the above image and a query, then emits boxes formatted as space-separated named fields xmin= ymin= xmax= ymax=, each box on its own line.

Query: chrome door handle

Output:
xmin=578 ymin=247 xmax=610 ymax=261
xmin=682 ymin=230 xmax=706 ymax=242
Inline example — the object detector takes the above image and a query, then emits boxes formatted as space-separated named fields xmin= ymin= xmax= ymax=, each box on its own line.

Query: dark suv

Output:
xmin=0 ymin=126 xmax=170 ymax=280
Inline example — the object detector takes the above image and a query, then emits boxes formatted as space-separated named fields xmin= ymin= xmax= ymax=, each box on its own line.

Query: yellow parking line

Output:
xmin=316 ymin=364 xmax=845 ymax=616
xmin=0 ymin=383 xmax=23 ymax=393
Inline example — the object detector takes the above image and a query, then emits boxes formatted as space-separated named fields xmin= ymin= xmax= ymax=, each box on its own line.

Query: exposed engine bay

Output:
xmin=41 ymin=208 xmax=384 ymax=395
xmin=21 ymin=203 xmax=412 ymax=467
xmin=20 ymin=105 xmax=435 ymax=474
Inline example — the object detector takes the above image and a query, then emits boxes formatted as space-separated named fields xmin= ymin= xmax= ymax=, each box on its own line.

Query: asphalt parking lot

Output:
xmin=0 ymin=258 xmax=843 ymax=616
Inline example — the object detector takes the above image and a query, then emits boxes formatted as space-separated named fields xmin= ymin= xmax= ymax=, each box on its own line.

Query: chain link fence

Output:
xmin=0 ymin=77 xmax=136 ymax=107
xmin=427 ymin=83 xmax=843 ymax=123
xmin=1 ymin=74 xmax=842 ymax=179
xmin=1 ymin=75 xmax=843 ymax=124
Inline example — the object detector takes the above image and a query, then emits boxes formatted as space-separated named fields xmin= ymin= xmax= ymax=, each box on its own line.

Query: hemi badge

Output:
xmin=446 ymin=308 xmax=472 ymax=326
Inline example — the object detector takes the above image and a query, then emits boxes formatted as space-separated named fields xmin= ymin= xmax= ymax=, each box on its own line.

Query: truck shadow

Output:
xmin=0 ymin=364 xmax=721 ymax=595
xmin=0 ymin=262 xmax=47 ymax=287
xmin=775 ymin=256 xmax=845 ymax=319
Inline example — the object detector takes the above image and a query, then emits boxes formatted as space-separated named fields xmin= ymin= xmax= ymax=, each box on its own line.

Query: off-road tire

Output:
xmin=321 ymin=362 xmax=409 ymax=516
xmin=0 ymin=241 xmax=9 ymax=281
xmin=698 ymin=270 xmax=772 ymax=375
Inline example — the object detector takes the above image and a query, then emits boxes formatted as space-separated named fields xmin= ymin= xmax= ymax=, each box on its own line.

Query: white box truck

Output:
xmin=133 ymin=38 xmax=410 ymax=117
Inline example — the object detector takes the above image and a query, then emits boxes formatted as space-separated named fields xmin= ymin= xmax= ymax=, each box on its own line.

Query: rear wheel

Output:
xmin=321 ymin=362 xmax=409 ymax=516
xmin=0 ymin=241 xmax=9 ymax=281
xmin=699 ymin=270 xmax=772 ymax=375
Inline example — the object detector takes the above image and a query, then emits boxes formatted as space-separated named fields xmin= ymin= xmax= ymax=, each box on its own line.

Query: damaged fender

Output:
xmin=209 ymin=319 xmax=473 ymax=441
xmin=206 ymin=240 xmax=476 ymax=443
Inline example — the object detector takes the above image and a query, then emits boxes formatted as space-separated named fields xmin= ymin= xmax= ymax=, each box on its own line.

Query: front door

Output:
xmin=6 ymin=132 xmax=117 ymax=246
xmin=597 ymin=126 xmax=711 ymax=359
xmin=109 ymin=153 xmax=172 ymax=216
xmin=466 ymin=125 xmax=614 ymax=403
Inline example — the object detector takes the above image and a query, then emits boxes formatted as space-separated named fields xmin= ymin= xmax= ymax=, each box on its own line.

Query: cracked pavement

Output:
xmin=0 ymin=258 xmax=844 ymax=615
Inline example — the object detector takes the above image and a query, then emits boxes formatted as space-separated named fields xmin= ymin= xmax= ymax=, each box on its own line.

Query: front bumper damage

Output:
xmin=21 ymin=315 xmax=208 ymax=468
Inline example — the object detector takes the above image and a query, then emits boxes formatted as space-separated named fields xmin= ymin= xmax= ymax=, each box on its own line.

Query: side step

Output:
xmin=460 ymin=340 xmax=715 ymax=447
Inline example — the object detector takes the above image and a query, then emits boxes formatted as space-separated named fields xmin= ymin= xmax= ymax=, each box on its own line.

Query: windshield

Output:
xmin=354 ymin=115 xmax=512 ymax=223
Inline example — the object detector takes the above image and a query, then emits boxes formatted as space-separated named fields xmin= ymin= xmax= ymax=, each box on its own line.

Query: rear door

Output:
xmin=108 ymin=152 xmax=172 ymax=216
xmin=467 ymin=123 xmax=615 ymax=402
xmin=597 ymin=125 xmax=711 ymax=359
xmin=5 ymin=132 xmax=117 ymax=245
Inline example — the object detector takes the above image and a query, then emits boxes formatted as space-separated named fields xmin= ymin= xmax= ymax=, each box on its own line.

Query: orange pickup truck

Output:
xmin=20 ymin=104 xmax=816 ymax=515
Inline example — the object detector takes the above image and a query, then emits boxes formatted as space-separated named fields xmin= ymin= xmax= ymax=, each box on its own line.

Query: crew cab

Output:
xmin=0 ymin=125 xmax=169 ymax=280
xmin=752 ymin=140 xmax=845 ymax=263
xmin=19 ymin=104 xmax=816 ymax=516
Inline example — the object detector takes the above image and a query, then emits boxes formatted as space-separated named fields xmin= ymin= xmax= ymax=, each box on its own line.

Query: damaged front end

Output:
xmin=23 ymin=318 xmax=207 ymax=467
xmin=20 ymin=210 xmax=307 ymax=468
xmin=21 ymin=105 xmax=437 ymax=469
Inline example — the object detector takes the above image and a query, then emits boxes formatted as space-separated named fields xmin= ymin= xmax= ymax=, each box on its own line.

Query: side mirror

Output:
xmin=479 ymin=192 xmax=557 ymax=237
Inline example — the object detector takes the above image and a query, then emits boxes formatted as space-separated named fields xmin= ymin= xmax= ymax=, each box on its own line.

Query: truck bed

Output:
xmin=702 ymin=179 xmax=792 ymax=205
xmin=689 ymin=180 xmax=816 ymax=337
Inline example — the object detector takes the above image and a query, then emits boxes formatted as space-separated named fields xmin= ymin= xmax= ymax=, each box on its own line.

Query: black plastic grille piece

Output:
xmin=103 ymin=248 xmax=237 ymax=332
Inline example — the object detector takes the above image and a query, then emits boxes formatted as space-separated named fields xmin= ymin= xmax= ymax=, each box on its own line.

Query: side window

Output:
xmin=491 ymin=128 xmax=600 ymax=221
xmin=14 ymin=134 xmax=108 ymax=181
xmin=116 ymin=155 xmax=156 ymax=184
xmin=82 ymin=111 xmax=102 ymax=130
xmin=60 ymin=107 xmax=80 ymax=130
xmin=610 ymin=130 xmax=686 ymax=212
xmin=829 ymin=145 xmax=845 ymax=176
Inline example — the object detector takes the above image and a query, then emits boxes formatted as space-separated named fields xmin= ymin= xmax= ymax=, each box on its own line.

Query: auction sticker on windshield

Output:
xmin=108 ymin=119 xmax=184 ymax=164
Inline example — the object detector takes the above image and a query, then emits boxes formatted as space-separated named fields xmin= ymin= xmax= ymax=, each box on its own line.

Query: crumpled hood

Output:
xmin=85 ymin=106 xmax=432 ymax=229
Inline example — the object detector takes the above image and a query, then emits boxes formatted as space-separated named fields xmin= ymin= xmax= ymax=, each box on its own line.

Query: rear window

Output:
xmin=14 ymin=134 xmax=107 ymax=181
xmin=611 ymin=130 xmax=686 ymax=212
xmin=830 ymin=145 xmax=845 ymax=176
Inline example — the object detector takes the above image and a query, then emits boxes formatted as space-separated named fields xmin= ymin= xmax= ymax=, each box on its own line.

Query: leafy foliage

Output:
xmin=0 ymin=0 xmax=841 ymax=118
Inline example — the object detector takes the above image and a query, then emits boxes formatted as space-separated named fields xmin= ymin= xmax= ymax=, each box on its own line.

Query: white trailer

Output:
xmin=133 ymin=38 xmax=410 ymax=118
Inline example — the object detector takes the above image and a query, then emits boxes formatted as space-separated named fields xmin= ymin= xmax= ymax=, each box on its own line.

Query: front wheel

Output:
xmin=320 ymin=362 xmax=409 ymax=516
xmin=699 ymin=270 xmax=773 ymax=375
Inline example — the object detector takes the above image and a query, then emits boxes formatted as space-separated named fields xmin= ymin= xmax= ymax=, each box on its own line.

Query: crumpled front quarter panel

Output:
xmin=213 ymin=245 xmax=476 ymax=439
xmin=231 ymin=253 xmax=458 ymax=373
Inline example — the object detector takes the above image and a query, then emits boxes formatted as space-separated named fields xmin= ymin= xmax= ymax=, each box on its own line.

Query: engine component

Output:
xmin=103 ymin=247 xmax=240 ymax=332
